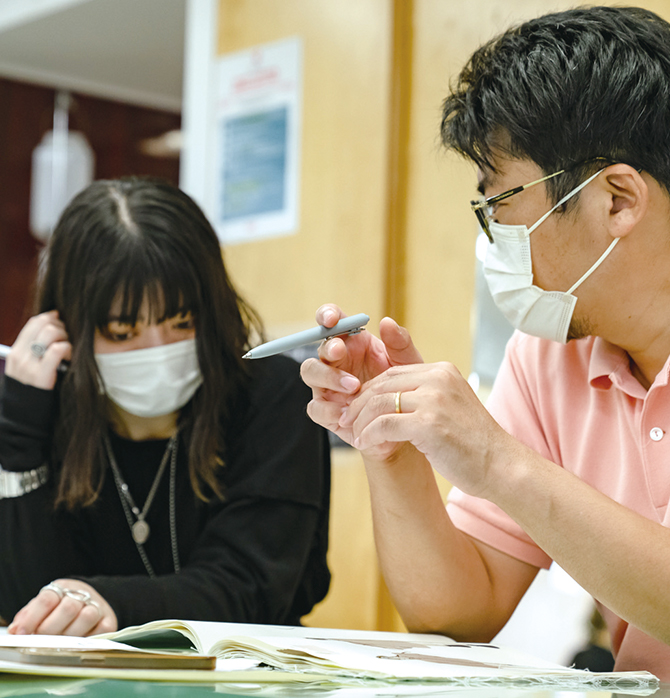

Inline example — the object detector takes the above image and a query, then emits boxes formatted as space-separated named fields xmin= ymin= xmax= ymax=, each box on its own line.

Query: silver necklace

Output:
xmin=104 ymin=433 xmax=181 ymax=577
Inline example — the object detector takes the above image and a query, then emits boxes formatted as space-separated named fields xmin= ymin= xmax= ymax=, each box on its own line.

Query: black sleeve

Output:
xmin=76 ymin=356 xmax=331 ymax=628
xmin=0 ymin=375 xmax=56 ymax=472
xmin=0 ymin=377 xmax=91 ymax=621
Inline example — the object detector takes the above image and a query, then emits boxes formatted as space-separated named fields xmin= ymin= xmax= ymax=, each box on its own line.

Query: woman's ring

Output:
xmin=87 ymin=600 xmax=103 ymax=622
xmin=41 ymin=582 xmax=65 ymax=600
xmin=30 ymin=342 xmax=47 ymax=359
xmin=64 ymin=589 xmax=92 ymax=605
xmin=394 ymin=391 xmax=402 ymax=414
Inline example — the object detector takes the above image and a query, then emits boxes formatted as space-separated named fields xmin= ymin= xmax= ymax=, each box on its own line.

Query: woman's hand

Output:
xmin=5 ymin=311 xmax=72 ymax=390
xmin=8 ymin=580 xmax=117 ymax=637
xmin=300 ymin=304 xmax=423 ymax=459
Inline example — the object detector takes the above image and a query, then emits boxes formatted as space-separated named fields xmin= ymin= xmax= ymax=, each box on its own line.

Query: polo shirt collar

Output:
xmin=588 ymin=336 xmax=670 ymax=397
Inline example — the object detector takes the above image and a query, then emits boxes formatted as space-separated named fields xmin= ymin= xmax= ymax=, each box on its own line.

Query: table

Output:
xmin=0 ymin=676 xmax=667 ymax=698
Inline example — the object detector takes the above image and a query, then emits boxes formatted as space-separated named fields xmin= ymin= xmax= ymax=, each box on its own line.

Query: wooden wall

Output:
xmin=0 ymin=77 xmax=181 ymax=346
xmin=217 ymin=0 xmax=393 ymax=337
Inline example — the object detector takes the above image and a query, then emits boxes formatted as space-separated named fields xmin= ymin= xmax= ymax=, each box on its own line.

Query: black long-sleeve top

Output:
xmin=0 ymin=355 xmax=330 ymax=629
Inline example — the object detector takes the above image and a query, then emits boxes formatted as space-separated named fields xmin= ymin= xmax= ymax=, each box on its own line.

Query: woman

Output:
xmin=0 ymin=177 xmax=330 ymax=636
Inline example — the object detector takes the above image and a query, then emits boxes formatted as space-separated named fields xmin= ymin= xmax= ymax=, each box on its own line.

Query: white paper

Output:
xmin=0 ymin=634 xmax=133 ymax=651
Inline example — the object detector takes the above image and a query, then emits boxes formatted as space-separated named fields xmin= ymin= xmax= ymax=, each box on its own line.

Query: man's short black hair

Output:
xmin=441 ymin=5 xmax=670 ymax=201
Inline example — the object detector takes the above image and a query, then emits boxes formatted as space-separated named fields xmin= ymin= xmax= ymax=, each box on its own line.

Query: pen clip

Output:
xmin=324 ymin=327 xmax=364 ymax=342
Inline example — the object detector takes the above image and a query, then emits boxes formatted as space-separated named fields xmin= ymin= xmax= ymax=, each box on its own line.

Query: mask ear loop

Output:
xmin=527 ymin=168 xmax=607 ymax=235
xmin=566 ymin=237 xmax=620 ymax=295
xmin=524 ymin=166 xmax=618 ymax=295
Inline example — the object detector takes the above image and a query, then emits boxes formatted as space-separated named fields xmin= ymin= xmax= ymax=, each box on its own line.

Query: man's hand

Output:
xmin=301 ymin=304 xmax=422 ymax=459
xmin=340 ymin=361 xmax=517 ymax=498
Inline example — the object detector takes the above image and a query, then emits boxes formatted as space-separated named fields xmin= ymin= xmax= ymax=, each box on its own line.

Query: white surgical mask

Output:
xmin=482 ymin=169 xmax=619 ymax=344
xmin=95 ymin=338 xmax=203 ymax=418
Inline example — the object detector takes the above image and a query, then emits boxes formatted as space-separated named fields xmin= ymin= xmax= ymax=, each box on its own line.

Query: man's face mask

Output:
xmin=481 ymin=168 xmax=619 ymax=343
xmin=95 ymin=338 xmax=203 ymax=417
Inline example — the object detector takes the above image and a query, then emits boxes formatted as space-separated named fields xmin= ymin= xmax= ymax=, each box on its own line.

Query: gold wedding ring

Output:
xmin=394 ymin=391 xmax=402 ymax=414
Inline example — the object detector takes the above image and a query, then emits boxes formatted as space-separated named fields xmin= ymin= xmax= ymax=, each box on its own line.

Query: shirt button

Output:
xmin=650 ymin=427 xmax=664 ymax=441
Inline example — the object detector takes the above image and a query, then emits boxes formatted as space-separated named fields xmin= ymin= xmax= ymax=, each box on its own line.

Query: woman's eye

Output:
xmin=106 ymin=332 xmax=132 ymax=342
xmin=174 ymin=315 xmax=195 ymax=331
xmin=103 ymin=325 xmax=135 ymax=341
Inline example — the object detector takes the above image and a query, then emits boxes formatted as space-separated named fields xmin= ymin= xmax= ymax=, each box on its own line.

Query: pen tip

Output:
xmin=242 ymin=352 xmax=251 ymax=359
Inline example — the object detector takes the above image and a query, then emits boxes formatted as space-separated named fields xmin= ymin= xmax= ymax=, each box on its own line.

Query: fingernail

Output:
xmin=338 ymin=409 xmax=349 ymax=427
xmin=341 ymin=376 xmax=359 ymax=392
xmin=353 ymin=437 xmax=361 ymax=449
xmin=324 ymin=310 xmax=338 ymax=326
xmin=9 ymin=624 xmax=26 ymax=635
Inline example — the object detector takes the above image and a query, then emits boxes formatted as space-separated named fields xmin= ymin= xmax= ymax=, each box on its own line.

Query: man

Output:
xmin=300 ymin=6 xmax=670 ymax=678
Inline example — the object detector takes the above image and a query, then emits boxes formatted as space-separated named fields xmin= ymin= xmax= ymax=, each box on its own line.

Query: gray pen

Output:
xmin=0 ymin=343 xmax=69 ymax=372
xmin=243 ymin=313 xmax=370 ymax=359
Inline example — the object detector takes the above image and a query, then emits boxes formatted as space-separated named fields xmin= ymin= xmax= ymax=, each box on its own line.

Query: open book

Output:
xmin=0 ymin=621 xmax=659 ymax=688
xmin=98 ymin=619 xmax=658 ymax=689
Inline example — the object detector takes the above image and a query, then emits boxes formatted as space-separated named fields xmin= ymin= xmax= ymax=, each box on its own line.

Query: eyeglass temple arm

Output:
xmin=470 ymin=169 xmax=567 ymax=210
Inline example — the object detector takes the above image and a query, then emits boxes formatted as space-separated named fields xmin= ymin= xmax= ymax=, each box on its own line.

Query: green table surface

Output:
xmin=0 ymin=676 xmax=668 ymax=698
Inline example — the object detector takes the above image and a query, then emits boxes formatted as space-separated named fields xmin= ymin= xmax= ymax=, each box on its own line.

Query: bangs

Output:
xmin=92 ymin=238 xmax=202 ymax=329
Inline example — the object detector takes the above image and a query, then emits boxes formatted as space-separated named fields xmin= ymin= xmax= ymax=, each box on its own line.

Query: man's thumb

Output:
xmin=379 ymin=317 xmax=423 ymax=365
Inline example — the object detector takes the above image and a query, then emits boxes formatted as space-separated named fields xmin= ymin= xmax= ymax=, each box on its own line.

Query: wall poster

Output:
xmin=212 ymin=36 xmax=302 ymax=244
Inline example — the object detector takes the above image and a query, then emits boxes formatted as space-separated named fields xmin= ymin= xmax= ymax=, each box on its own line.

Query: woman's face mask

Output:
xmin=95 ymin=338 xmax=203 ymax=418
xmin=482 ymin=168 xmax=619 ymax=344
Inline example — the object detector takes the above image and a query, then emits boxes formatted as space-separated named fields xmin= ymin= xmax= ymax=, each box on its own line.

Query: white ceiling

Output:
xmin=0 ymin=0 xmax=186 ymax=112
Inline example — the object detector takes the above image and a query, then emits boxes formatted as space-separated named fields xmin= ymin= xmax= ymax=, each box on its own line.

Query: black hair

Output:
xmin=37 ymin=177 xmax=263 ymax=509
xmin=441 ymin=5 xmax=670 ymax=202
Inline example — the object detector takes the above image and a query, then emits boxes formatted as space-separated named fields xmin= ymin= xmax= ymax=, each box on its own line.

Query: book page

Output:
xmin=0 ymin=634 xmax=139 ymax=652
xmin=96 ymin=621 xmax=659 ymax=688
xmin=102 ymin=620 xmax=456 ymax=657
xmin=212 ymin=634 xmax=658 ymax=686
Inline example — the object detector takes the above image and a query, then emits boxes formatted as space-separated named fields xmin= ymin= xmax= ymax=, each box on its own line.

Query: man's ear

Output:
xmin=602 ymin=164 xmax=648 ymax=238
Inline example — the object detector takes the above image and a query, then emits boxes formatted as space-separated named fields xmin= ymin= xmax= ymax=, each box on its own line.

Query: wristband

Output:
xmin=0 ymin=463 xmax=49 ymax=498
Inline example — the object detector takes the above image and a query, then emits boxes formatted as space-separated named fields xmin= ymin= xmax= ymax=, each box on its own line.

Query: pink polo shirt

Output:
xmin=447 ymin=330 xmax=670 ymax=678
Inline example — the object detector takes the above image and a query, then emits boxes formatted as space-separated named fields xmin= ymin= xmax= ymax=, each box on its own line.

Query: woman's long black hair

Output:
xmin=37 ymin=177 xmax=263 ymax=509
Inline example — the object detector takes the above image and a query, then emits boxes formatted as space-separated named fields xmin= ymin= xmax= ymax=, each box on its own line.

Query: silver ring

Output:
xmin=30 ymin=342 xmax=47 ymax=359
xmin=41 ymin=582 xmax=65 ymax=600
xmin=87 ymin=600 xmax=103 ymax=622
xmin=63 ymin=589 xmax=92 ymax=604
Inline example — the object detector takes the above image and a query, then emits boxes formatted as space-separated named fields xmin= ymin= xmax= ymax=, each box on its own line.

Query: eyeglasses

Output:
xmin=470 ymin=158 xmax=612 ymax=242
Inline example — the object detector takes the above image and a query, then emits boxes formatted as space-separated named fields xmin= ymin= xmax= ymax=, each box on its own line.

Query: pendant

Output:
xmin=132 ymin=519 xmax=150 ymax=545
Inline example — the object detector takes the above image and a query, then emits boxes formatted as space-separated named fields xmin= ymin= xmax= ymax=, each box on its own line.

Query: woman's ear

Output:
xmin=602 ymin=164 xmax=648 ymax=238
